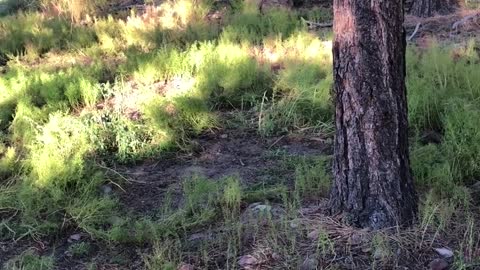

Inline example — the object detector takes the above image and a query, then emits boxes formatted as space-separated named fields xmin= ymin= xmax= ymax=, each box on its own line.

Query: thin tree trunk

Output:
xmin=329 ymin=0 xmax=418 ymax=229
xmin=411 ymin=0 xmax=459 ymax=17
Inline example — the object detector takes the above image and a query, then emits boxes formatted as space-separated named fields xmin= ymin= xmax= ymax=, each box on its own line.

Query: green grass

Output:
xmin=4 ymin=249 xmax=54 ymax=270
xmin=0 ymin=2 xmax=479 ymax=269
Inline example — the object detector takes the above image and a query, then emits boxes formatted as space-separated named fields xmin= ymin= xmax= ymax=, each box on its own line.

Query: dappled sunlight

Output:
xmin=1 ymin=1 xmax=479 ymax=268
xmin=256 ymin=32 xmax=333 ymax=67
xmin=29 ymin=113 xmax=91 ymax=188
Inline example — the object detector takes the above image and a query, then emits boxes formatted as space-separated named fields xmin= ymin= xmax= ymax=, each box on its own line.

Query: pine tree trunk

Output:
xmin=329 ymin=0 xmax=418 ymax=229
xmin=411 ymin=0 xmax=459 ymax=17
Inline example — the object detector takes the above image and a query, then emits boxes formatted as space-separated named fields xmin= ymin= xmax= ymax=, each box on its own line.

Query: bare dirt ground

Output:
xmin=117 ymin=111 xmax=331 ymax=216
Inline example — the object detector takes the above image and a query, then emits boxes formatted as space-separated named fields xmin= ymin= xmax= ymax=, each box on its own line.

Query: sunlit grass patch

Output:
xmin=257 ymin=33 xmax=333 ymax=135
xmin=27 ymin=113 xmax=91 ymax=188
xmin=221 ymin=7 xmax=302 ymax=44
xmin=0 ymin=12 xmax=96 ymax=60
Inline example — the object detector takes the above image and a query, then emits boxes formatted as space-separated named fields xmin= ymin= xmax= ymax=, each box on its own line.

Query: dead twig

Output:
xmin=95 ymin=163 xmax=147 ymax=184
xmin=408 ymin=22 xmax=421 ymax=41
xmin=268 ymin=135 xmax=285 ymax=149
xmin=452 ymin=13 xmax=480 ymax=31
xmin=301 ymin=18 xmax=333 ymax=28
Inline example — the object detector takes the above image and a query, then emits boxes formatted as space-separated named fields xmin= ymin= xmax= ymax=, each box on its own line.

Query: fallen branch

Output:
xmin=95 ymin=163 xmax=147 ymax=184
xmin=407 ymin=22 xmax=421 ymax=41
xmin=301 ymin=18 xmax=333 ymax=28
xmin=451 ymin=13 xmax=479 ymax=31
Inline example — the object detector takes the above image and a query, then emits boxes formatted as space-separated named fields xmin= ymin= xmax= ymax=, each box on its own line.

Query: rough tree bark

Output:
xmin=329 ymin=0 xmax=418 ymax=229
xmin=411 ymin=0 xmax=459 ymax=17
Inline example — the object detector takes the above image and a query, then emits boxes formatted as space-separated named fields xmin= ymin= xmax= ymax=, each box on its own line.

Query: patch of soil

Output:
xmin=118 ymin=111 xmax=331 ymax=215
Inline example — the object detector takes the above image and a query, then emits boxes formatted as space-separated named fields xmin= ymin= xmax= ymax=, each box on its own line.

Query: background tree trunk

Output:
xmin=329 ymin=0 xmax=418 ymax=229
xmin=411 ymin=0 xmax=459 ymax=17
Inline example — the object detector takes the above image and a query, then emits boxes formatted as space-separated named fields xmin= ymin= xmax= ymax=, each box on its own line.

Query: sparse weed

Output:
xmin=68 ymin=242 xmax=91 ymax=258
xmin=371 ymin=233 xmax=392 ymax=265
xmin=3 ymin=249 xmax=54 ymax=270
xmin=315 ymin=226 xmax=335 ymax=257
xmin=143 ymin=239 xmax=182 ymax=270
xmin=294 ymin=156 xmax=331 ymax=201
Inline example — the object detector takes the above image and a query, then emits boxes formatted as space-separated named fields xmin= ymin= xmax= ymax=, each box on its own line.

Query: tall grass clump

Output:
xmin=95 ymin=0 xmax=218 ymax=52
xmin=7 ymin=113 xmax=117 ymax=237
xmin=195 ymin=40 xmax=273 ymax=106
xmin=408 ymin=41 xmax=480 ymax=201
xmin=258 ymin=33 xmax=333 ymax=135
xmin=221 ymin=7 xmax=302 ymax=44
xmin=407 ymin=42 xmax=480 ymax=133
xmin=0 ymin=13 xmax=96 ymax=60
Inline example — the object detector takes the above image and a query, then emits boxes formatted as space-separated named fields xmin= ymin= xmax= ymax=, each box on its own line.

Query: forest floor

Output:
xmin=0 ymin=113 xmax=454 ymax=269
xmin=0 ymin=1 xmax=480 ymax=269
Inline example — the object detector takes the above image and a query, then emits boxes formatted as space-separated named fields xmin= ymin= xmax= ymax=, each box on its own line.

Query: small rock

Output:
xmin=307 ymin=229 xmax=319 ymax=240
xmin=220 ymin=134 xmax=228 ymax=139
xmin=178 ymin=263 xmax=195 ymax=270
xmin=241 ymin=203 xmax=285 ymax=224
xmin=289 ymin=220 xmax=299 ymax=229
xmin=373 ymin=247 xmax=390 ymax=260
xmin=434 ymin=247 xmax=454 ymax=258
xmin=238 ymin=255 xmax=258 ymax=267
xmin=68 ymin=234 xmax=81 ymax=242
xmin=188 ymin=232 xmax=209 ymax=242
xmin=252 ymin=204 xmax=272 ymax=213
xmin=300 ymin=257 xmax=319 ymax=270
xmin=349 ymin=231 xmax=365 ymax=246
xmin=100 ymin=184 xmax=113 ymax=195
xmin=299 ymin=206 xmax=322 ymax=215
xmin=429 ymin=258 xmax=449 ymax=270
xmin=471 ymin=181 xmax=480 ymax=191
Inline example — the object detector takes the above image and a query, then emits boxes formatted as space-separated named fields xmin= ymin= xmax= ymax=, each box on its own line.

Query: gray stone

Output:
xmin=178 ymin=263 xmax=195 ymax=270
xmin=100 ymin=185 xmax=112 ymax=195
xmin=434 ymin=247 xmax=454 ymax=258
xmin=68 ymin=234 xmax=81 ymax=242
xmin=429 ymin=258 xmax=449 ymax=270
xmin=300 ymin=257 xmax=319 ymax=270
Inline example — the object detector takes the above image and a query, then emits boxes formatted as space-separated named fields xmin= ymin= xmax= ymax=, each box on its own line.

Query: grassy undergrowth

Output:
xmin=0 ymin=1 xmax=479 ymax=269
